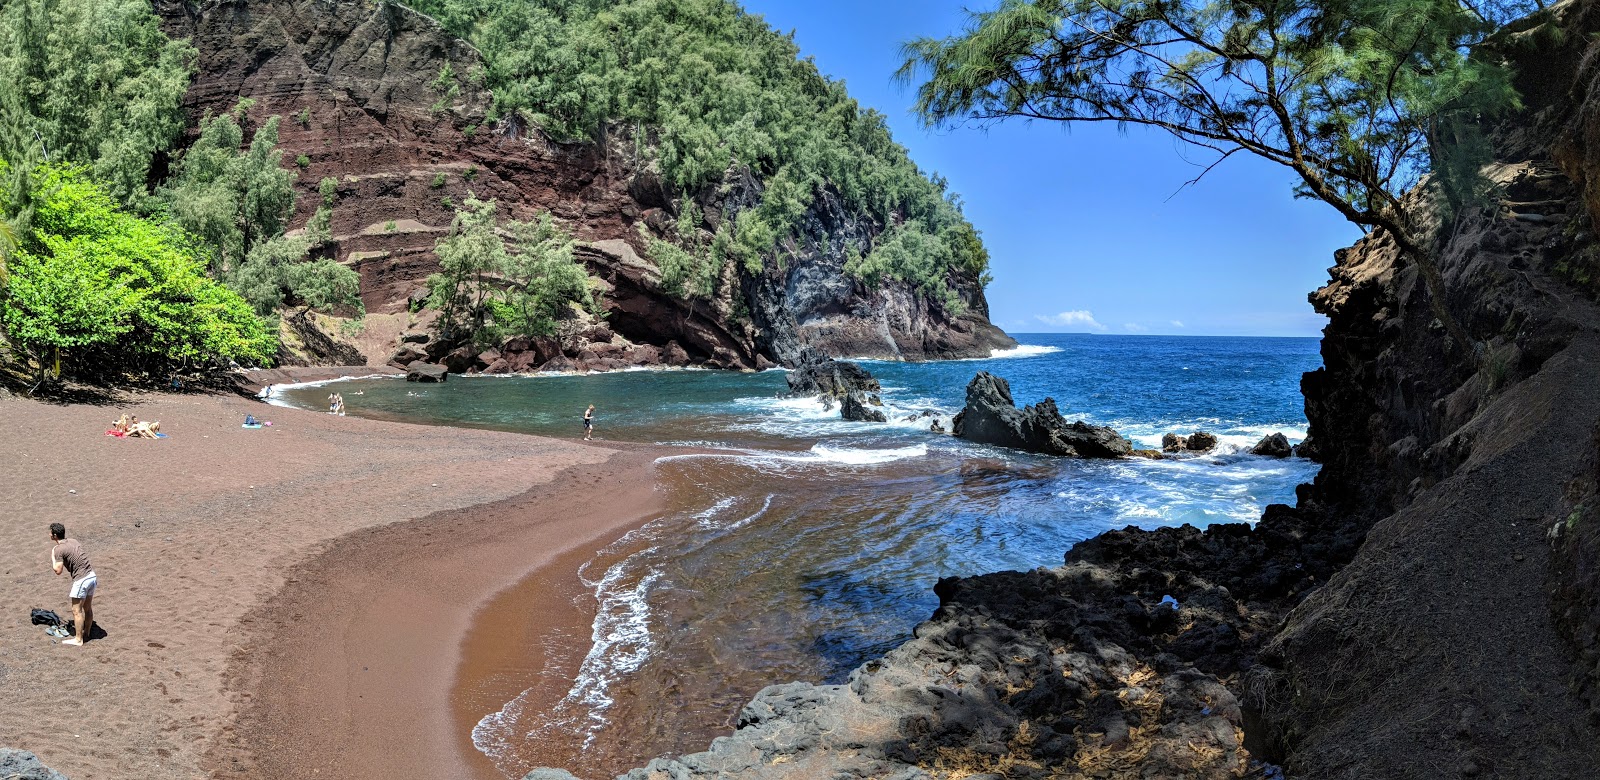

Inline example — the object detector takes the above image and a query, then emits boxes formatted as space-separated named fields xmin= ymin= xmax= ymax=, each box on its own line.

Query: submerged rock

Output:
xmin=840 ymin=392 xmax=887 ymax=422
xmin=1250 ymin=432 xmax=1293 ymax=458
xmin=0 ymin=749 xmax=69 ymax=780
xmin=405 ymin=361 xmax=448 ymax=383
xmin=951 ymin=372 xmax=1132 ymax=458
xmin=785 ymin=349 xmax=881 ymax=398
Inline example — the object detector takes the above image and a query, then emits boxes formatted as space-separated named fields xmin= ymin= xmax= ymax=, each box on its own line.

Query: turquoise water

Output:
xmin=274 ymin=334 xmax=1322 ymax=777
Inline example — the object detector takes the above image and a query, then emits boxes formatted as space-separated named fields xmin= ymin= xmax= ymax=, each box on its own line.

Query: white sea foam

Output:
xmin=259 ymin=373 xmax=400 ymax=407
xmin=808 ymin=442 xmax=928 ymax=465
xmin=989 ymin=344 xmax=1064 ymax=359
xmin=691 ymin=496 xmax=739 ymax=529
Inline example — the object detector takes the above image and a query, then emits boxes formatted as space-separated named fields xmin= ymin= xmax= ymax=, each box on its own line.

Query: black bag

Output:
xmin=30 ymin=608 xmax=61 ymax=627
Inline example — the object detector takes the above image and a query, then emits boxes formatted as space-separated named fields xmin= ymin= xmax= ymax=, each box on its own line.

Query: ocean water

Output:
xmin=274 ymin=333 xmax=1322 ymax=777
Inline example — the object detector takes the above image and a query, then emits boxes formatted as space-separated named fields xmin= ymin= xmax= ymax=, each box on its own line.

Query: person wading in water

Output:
xmin=583 ymin=404 xmax=595 ymax=440
xmin=49 ymin=523 xmax=97 ymax=646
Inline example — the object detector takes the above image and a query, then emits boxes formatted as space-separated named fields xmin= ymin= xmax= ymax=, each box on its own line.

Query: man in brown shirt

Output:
xmin=49 ymin=523 xmax=96 ymax=646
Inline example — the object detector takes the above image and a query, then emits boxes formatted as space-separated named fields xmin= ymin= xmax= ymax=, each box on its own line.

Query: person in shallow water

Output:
xmin=49 ymin=522 xmax=97 ymax=646
xmin=584 ymin=404 xmax=595 ymax=440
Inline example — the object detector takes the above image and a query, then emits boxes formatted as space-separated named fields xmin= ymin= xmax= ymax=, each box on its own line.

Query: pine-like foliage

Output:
xmin=0 ymin=0 xmax=193 ymax=211
xmin=899 ymin=0 xmax=1542 ymax=347
xmin=427 ymin=195 xmax=596 ymax=347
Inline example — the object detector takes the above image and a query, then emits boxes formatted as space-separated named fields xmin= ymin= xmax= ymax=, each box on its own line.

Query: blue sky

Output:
xmin=740 ymin=0 xmax=1363 ymax=337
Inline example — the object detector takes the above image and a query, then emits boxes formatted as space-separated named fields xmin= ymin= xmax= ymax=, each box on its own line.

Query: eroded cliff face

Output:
xmin=555 ymin=2 xmax=1600 ymax=779
xmin=155 ymin=0 xmax=1013 ymax=371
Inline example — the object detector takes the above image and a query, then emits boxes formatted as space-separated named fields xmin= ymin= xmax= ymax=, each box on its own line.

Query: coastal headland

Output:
xmin=0 ymin=389 xmax=668 ymax=780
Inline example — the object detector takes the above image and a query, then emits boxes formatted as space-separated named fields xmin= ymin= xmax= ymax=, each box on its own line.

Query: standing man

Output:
xmin=583 ymin=404 xmax=595 ymax=440
xmin=48 ymin=523 xmax=96 ymax=646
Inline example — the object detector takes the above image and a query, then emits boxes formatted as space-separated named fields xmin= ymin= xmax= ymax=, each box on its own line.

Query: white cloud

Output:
xmin=1124 ymin=323 xmax=1149 ymax=333
xmin=1170 ymin=320 xmax=1186 ymax=328
xmin=1036 ymin=310 xmax=1108 ymax=331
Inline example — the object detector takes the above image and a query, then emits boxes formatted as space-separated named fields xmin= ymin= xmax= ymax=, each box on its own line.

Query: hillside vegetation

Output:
xmin=408 ymin=0 xmax=991 ymax=306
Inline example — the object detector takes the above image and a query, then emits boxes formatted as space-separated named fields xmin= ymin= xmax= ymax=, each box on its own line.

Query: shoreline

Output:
xmin=211 ymin=444 xmax=672 ymax=780
xmin=0 ymin=391 xmax=644 ymax=780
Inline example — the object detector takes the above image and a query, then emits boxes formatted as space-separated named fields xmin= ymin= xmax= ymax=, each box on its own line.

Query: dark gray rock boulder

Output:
xmin=1164 ymin=431 xmax=1220 ymax=453
xmin=1292 ymin=434 xmax=1320 ymax=461
xmin=951 ymin=372 xmax=1131 ymax=458
xmin=405 ymin=361 xmax=448 ymax=382
xmin=785 ymin=349 xmax=880 ymax=398
xmin=841 ymin=392 xmax=887 ymax=422
xmin=0 ymin=749 xmax=69 ymax=780
xmin=388 ymin=342 xmax=429 ymax=368
xmin=1250 ymin=432 xmax=1293 ymax=458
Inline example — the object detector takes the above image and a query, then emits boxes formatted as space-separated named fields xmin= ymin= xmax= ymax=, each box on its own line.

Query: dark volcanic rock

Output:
xmin=952 ymin=372 xmax=1131 ymax=458
xmin=1163 ymin=431 xmax=1220 ymax=453
xmin=1250 ymin=432 xmax=1292 ymax=458
xmin=1291 ymin=434 xmax=1319 ymax=461
xmin=785 ymin=350 xmax=881 ymax=398
xmin=840 ymin=392 xmax=887 ymax=422
xmin=405 ymin=362 xmax=447 ymax=383
xmin=387 ymin=342 xmax=429 ymax=368
xmin=0 ymin=749 xmax=68 ymax=780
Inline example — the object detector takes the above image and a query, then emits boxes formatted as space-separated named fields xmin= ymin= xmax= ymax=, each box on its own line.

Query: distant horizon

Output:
xmin=742 ymin=0 xmax=1357 ymax=339
xmin=1002 ymin=331 xmax=1323 ymax=340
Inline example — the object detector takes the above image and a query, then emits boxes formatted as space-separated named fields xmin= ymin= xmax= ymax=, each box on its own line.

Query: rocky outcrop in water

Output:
xmin=0 ymin=749 xmax=68 ymax=780
xmin=839 ymin=392 xmax=886 ymax=423
xmin=1250 ymin=433 xmax=1292 ymax=458
xmin=1162 ymin=431 xmax=1219 ymax=453
xmin=784 ymin=350 xmax=881 ymax=398
xmin=154 ymin=0 xmax=1014 ymax=371
xmin=952 ymin=372 xmax=1132 ymax=458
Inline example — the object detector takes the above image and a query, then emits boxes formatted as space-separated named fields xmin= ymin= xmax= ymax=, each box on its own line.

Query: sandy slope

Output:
xmin=0 ymin=390 xmax=641 ymax=780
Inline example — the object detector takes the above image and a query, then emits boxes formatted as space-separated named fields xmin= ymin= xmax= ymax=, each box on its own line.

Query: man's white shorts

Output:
xmin=69 ymin=573 xmax=97 ymax=600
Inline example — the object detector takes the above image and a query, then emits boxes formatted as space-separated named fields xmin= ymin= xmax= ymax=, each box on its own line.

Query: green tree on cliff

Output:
xmin=160 ymin=107 xmax=299 ymax=273
xmin=406 ymin=0 xmax=989 ymax=304
xmin=427 ymin=195 xmax=596 ymax=347
xmin=899 ymin=0 xmax=1541 ymax=348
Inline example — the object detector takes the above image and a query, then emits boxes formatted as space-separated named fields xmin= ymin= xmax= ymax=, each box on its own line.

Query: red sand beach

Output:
xmin=0 ymin=390 xmax=667 ymax=780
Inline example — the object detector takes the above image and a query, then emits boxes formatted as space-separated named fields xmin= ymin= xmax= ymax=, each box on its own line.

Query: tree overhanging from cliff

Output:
xmin=404 ymin=0 xmax=990 ymax=306
xmin=899 ymin=0 xmax=1543 ymax=348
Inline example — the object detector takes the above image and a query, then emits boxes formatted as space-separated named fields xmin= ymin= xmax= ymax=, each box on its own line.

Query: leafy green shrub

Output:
xmin=295 ymin=154 xmax=310 ymax=168
xmin=463 ymin=165 xmax=478 ymax=182
xmin=1 ymin=165 xmax=276 ymax=377
xmin=431 ymin=172 xmax=447 ymax=189
xmin=296 ymin=107 xmax=311 ymax=127
xmin=384 ymin=220 xmax=397 ymax=233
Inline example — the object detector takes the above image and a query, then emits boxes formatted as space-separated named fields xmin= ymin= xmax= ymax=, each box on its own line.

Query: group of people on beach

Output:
xmin=109 ymin=413 xmax=160 ymax=438
xmin=327 ymin=392 xmax=347 ymax=416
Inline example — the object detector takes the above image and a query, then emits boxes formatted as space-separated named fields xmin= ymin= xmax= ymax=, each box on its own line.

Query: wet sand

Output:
xmin=0 ymin=390 xmax=665 ymax=780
